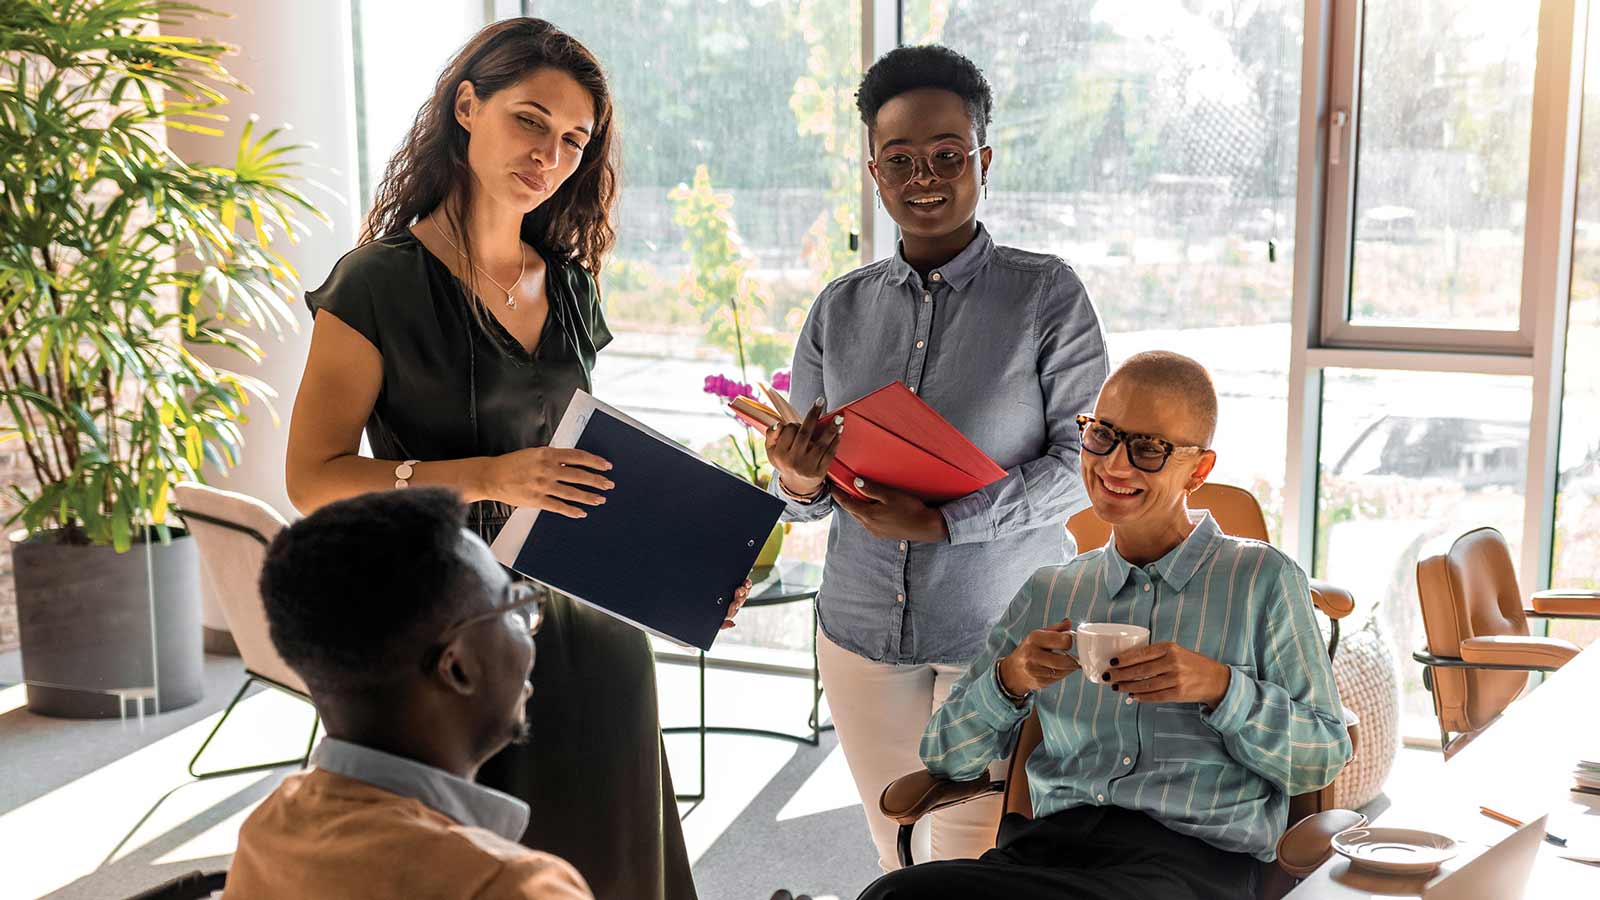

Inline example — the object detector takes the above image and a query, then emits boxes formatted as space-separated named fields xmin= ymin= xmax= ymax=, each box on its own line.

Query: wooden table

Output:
xmin=1288 ymin=642 xmax=1600 ymax=897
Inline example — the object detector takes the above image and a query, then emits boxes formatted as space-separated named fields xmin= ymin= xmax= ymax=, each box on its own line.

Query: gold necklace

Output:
xmin=431 ymin=214 xmax=524 ymax=310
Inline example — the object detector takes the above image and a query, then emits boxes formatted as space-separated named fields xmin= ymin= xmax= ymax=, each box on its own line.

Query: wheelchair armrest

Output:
xmin=1276 ymin=809 xmax=1367 ymax=879
xmin=879 ymin=769 xmax=1003 ymax=826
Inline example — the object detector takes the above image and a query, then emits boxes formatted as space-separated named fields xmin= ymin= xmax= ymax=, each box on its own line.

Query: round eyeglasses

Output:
xmin=871 ymin=144 xmax=987 ymax=188
xmin=422 ymin=582 xmax=544 ymax=672
xmin=1075 ymin=414 xmax=1207 ymax=474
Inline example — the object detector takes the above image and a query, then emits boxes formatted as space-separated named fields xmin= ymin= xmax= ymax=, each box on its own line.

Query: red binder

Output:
xmin=732 ymin=382 xmax=1007 ymax=503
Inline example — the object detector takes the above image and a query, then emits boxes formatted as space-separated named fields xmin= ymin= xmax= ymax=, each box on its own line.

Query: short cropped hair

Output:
xmin=856 ymin=45 xmax=994 ymax=145
xmin=1111 ymin=351 xmax=1219 ymax=447
xmin=260 ymin=488 xmax=478 ymax=695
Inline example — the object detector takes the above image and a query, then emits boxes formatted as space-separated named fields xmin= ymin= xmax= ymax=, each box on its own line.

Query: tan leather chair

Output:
xmin=1414 ymin=527 xmax=1587 ymax=759
xmin=882 ymin=483 xmax=1366 ymax=899
xmin=173 ymin=482 xmax=319 ymax=780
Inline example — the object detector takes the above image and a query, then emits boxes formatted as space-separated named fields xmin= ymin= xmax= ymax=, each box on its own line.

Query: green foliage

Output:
xmin=668 ymin=165 xmax=789 ymax=372
xmin=0 ymin=0 xmax=324 ymax=549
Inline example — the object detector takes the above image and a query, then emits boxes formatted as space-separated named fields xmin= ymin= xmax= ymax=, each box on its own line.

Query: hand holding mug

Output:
xmin=1104 ymin=642 xmax=1232 ymax=709
xmin=998 ymin=618 xmax=1079 ymax=698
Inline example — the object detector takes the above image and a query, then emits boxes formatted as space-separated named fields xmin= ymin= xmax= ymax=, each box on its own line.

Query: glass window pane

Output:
xmin=354 ymin=0 xmax=488 ymax=209
xmin=1346 ymin=1 xmax=1539 ymax=331
xmin=530 ymin=1 xmax=860 ymax=658
xmin=901 ymin=0 xmax=1303 ymax=532
xmin=1316 ymin=369 xmax=1531 ymax=740
xmin=1551 ymin=9 xmax=1600 ymax=648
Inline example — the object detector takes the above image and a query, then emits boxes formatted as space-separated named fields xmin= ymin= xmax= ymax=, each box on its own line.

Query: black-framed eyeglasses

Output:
xmin=421 ymin=582 xmax=544 ymax=672
xmin=1075 ymin=414 xmax=1207 ymax=474
xmin=870 ymin=144 xmax=987 ymax=188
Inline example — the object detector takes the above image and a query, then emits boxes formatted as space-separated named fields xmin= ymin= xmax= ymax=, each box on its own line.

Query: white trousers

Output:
xmin=817 ymin=627 xmax=1006 ymax=872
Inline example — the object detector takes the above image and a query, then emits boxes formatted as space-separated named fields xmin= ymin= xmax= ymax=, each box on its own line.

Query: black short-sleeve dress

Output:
xmin=305 ymin=232 xmax=696 ymax=900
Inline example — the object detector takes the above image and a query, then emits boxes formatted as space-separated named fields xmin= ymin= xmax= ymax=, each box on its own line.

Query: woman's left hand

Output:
xmin=833 ymin=477 xmax=949 ymax=543
xmin=722 ymin=577 xmax=754 ymax=630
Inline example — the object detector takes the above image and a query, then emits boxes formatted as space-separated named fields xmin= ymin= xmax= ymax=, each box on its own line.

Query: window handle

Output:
xmin=1329 ymin=108 xmax=1349 ymax=167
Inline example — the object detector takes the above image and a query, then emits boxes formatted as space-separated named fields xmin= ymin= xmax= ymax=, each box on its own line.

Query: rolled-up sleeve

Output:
xmin=941 ymin=264 xmax=1109 ymax=545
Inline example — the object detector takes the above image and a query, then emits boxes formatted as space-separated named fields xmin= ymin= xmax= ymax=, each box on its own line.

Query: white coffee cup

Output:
xmin=1074 ymin=623 xmax=1151 ymax=684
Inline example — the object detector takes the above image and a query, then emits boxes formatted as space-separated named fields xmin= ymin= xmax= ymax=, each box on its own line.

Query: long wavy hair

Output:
xmin=362 ymin=18 xmax=618 ymax=318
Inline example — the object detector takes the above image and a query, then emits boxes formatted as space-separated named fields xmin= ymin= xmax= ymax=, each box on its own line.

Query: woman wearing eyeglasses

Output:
xmin=284 ymin=19 xmax=743 ymax=900
xmin=764 ymin=45 xmax=1110 ymax=871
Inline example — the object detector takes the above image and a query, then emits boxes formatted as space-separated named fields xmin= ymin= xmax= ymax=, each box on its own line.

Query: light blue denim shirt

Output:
xmin=311 ymin=737 xmax=530 ymax=841
xmin=920 ymin=513 xmax=1351 ymax=861
xmin=778 ymin=224 xmax=1109 ymax=664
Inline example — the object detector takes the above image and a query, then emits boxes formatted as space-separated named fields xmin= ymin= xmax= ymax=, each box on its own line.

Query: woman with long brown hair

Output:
xmin=286 ymin=18 xmax=729 ymax=898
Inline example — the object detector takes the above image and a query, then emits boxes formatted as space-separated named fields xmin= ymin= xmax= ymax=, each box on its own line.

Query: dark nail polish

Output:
xmin=1109 ymin=657 xmax=1119 ymax=666
xmin=1112 ymin=684 xmax=1120 ymax=692
xmin=1102 ymin=671 xmax=1111 ymax=682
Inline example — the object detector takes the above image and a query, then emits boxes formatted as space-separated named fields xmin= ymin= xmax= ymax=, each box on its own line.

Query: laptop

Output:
xmin=1421 ymin=814 xmax=1547 ymax=900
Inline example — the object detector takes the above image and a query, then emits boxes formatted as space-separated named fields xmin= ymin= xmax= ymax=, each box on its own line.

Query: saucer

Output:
xmin=1331 ymin=827 xmax=1458 ymax=875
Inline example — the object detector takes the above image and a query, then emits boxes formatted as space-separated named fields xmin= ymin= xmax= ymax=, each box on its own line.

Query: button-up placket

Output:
xmin=1103 ymin=564 xmax=1161 ymax=801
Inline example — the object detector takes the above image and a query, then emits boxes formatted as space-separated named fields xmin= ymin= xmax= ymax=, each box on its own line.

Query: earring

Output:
xmin=982 ymin=177 xmax=988 ymax=200
xmin=874 ymin=189 xmax=882 ymax=209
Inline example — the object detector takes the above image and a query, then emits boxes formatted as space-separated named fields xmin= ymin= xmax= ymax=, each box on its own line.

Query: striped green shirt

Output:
xmin=920 ymin=512 xmax=1351 ymax=861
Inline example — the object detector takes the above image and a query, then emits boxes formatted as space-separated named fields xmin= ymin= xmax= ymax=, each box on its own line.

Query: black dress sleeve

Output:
xmin=304 ymin=242 xmax=385 ymax=352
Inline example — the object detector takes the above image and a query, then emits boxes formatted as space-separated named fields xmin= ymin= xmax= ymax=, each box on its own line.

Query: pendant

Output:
xmin=505 ymin=291 xmax=518 ymax=310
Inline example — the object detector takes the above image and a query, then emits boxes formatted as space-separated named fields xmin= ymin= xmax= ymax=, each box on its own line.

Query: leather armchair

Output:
xmin=1414 ymin=527 xmax=1584 ymax=759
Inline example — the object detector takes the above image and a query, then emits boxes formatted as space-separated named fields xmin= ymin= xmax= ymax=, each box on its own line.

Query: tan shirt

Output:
xmin=224 ymin=768 xmax=592 ymax=900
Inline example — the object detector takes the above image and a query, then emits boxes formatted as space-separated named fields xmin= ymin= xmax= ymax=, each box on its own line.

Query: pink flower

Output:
xmin=702 ymin=373 xmax=754 ymax=401
xmin=771 ymin=370 xmax=791 ymax=392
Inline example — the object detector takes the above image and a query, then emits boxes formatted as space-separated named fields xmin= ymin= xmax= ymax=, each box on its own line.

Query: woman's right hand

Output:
xmin=481 ymin=447 xmax=614 ymax=517
xmin=998 ymin=619 xmax=1079 ymax=698
xmin=764 ymin=397 xmax=844 ymax=496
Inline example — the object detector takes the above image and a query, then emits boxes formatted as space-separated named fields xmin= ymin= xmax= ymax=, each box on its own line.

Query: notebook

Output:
xmin=491 ymin=391 xmax=784 ymax=651
xmin=730 ymin=381 xmax=1007 ymax=503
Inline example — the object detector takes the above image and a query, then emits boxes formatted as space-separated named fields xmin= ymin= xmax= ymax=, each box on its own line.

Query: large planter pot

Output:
xmin=12 ymin=529 xmax=205 ymax=718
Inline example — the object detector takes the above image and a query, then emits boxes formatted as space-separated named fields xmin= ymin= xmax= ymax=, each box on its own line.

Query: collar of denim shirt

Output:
xmin=1101 ymin=510 xmax=1226 ymax=596
xmin=884 ymin=221 xmax=996 ymax=292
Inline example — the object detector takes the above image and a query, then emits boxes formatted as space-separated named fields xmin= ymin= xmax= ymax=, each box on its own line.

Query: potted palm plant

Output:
xmin=1 ymin=0 xmax=322 ymax=716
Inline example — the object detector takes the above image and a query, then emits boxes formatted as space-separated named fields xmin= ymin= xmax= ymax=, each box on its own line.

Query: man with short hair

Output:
xmin=860 ymin=351 xmax=1351 ymax=899
xmin=224 ymin=488 xmax=590 ymax=899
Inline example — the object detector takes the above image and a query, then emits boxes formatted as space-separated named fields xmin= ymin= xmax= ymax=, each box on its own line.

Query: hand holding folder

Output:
xmin=491 ymin=391 xmax=783 ymax=652
xmin=732 ymin=381 xmax=1007 ymax=504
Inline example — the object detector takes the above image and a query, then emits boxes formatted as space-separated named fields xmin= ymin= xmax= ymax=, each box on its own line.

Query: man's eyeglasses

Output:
xmin=870 ymin=144 xmax=987 ymax=188
xmin=422 ymin=582 xmax=544 ymax=672
xmin=1075 ymin=414 xmax=1207 ymax=474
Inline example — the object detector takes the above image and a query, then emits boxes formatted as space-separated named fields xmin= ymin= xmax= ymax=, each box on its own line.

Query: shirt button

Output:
xmin=908 ymin=385 xmax=917 ymax=394
xmin=1124 ymin=695 xmax=1133 ymax=705
xmin=1123 ymin=756 xmax=1132 ymax=766
xmin=923 ymin=294 xmax=931 ymax=303
xmin=931 ymin=272 xmax=943 ymax=282
xmin=896 ymin=593 xmax=905 ymax=604
xmin=916 ymin=340 xmax=926 ymax=349
xmin=898 ymin=541 xmax=907 ymax=551
xmin=1096 ymin=793 xmax=1105 ymax=803
xmin=1143 ymin=583 xmax=1151 ymax=592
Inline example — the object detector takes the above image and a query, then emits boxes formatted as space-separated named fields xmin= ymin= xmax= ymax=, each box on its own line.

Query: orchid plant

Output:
xmin=701 ymin=292 xmax=791 ymax=487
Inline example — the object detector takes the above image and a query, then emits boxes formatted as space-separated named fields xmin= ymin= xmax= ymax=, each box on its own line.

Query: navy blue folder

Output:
xmin=491 ymin=396 xmax=784 ymax=651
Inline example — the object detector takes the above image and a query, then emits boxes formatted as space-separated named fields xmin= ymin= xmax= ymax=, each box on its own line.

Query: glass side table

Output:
xmin=662 ymin=559 xmax=832 ymax=801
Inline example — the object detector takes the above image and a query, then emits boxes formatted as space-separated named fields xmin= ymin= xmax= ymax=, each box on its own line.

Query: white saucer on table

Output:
xmin=1332 ymin=827 xmax=1459 ymax=875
